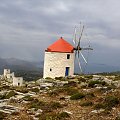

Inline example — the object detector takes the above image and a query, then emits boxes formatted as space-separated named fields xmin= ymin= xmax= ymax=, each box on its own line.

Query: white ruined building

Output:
xmin=13 ymin=77 xmax=23 ymax=86
xmin=4 ymin=69 xmax=10 ymax=77
xmin=6 ymin=72 xmax=15 ymax=79
xmin=3 ymin=69 xmax=23 ymax=86
xmin=43 ymin=37 xmax=74 ymax=78
xmin=4 ymin=69 xmax=15 ymax=79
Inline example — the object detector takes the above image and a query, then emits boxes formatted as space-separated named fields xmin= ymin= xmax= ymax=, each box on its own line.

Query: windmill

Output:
xmin=73 ymin=24 xmax=93 ymax=73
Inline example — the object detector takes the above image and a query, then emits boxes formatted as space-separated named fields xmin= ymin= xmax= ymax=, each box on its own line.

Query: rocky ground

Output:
xmin=0 ymin=74 xmax=120 ymax=120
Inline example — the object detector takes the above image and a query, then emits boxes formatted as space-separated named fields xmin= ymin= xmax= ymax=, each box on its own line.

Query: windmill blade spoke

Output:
xmin=77 ymin=55 xmax=82 ymax=73
xmin=78 ymin=25 xmax=84 ymax=46
xmin=81 ymin=48 xmax=93 ymax=50
xmin=75 ymin=51 xmax=77 ymax=58
xmin=78 ymin=49 xmax=80 ymax=58
xmin=73 ymin=26 xmax=77 ymax=47
xmin=80 ymin=52 xmax=87 ymax=64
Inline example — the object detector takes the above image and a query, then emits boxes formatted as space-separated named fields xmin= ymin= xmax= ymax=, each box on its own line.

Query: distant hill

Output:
xmin=0 ymin=58 xmax=120 ymax=78
xmin=75 ymin=62 xmax=120 ymax=74
xmin=0 ymin=58 xmax=43 ymax=75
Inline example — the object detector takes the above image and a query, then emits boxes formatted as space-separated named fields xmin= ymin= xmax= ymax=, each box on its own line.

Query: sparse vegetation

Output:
xmin=5 ymin=90 xmax=17 ymax=99
xmin=88 ymin=80 xmax=107 ymax=88
xmin=70 ymin=92 xmax=85 ymax=100
xmin=31 ymin=87 xmax=39 ymax=92
xmin=0 ymin=111 xmax=6 ymax=120
xmin=22 ymin=95 xmax=34 ymax=101
xmin=80 ymin=101 xmax=93 ymax=106
xmin=1 ymin=73 xmax=120 ymax=120
xmin=94 ymin=96 xmax=119 ymax=110
xmin=39 ymin=111 xmax=70 ymax=120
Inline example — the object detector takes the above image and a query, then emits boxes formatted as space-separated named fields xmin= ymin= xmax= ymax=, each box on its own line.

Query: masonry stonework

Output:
xmin=43 ymin=52 xmax=74 ymax=78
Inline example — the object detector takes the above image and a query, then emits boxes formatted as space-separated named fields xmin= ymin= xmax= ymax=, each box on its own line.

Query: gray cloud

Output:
xmin=0 ymin=0 xmax=120 ymax=68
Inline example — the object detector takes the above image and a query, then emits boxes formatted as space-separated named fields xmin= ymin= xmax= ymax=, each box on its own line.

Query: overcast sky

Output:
xmin=0 ymin=0 xmax=120 ymax=68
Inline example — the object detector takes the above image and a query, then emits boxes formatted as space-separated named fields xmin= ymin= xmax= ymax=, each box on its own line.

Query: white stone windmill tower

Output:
xmin=43 ymin=25 xmax=93 ymax=78
xmin=43 ymin=37 xmax=74 ymax=78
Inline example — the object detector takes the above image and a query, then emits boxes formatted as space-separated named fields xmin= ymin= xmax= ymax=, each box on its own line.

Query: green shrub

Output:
xmin=84 ymin=75 xmax=93 ymax=79
xmin=50 ymin=102 xmax=63 ymax=109
xmin=58 ymin=112 xmax=70 ymax=118
xmin=29 ymin=99 xmax=46 ymax=110
xmin=104 ymin=96 xmax=119 ymax=110
xmin=31 ymin=88 xmax=39 ymax=93
xmin=80 ymin=101 xmax=93 ymax=106
xmin=0 ymin=94 xmax=5 ymax=99
xmin=78 ymin=77 xmax=86 ymax=82
xmin=22 ymin=95 xmax=34 ymax=101
xmin=70 ymin=93 xmax=85 ymax=100
xmin=55 ymin=77 xmax=64 ymax=80
xmin=86 ymin=93 xmax=95 ymax=98
xmin=88 ymin=80 xmax=101 ymax=87
xmin=5 ymin=91 xmax=17 ymax=99
xmin=88 ymin=80 xmax=107 ymax=88
xmin=66 ymin=87 xmax=79 ymax=95
xmin=94 ymin=96 xmax=119 ymax=110
xmin=64 ymin=81 xmax=77 ymax=87
xmin=55 ymin=86 xmax=79 ymax=96
xmin=48 ymin=91 xmax=58 ymax=97
xmin=45 ymin=77 xmax=53 ymax=79
xmin=114 ymin=75 xmax=120 ymax=81
xmin=39 ymin=112 xmax=70 ymax=120
xmin=0 ymin=111 xmax=6 ymax=119
xmin=16 ymin=87 xmax=28 ymax=93
xmin=94 ymin=103 xmax=105 ymax=110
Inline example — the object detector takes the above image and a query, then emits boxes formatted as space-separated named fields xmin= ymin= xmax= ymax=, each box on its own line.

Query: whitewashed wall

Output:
xmin=4 ymin=69 xmax=10 ymax=77
xmin=43 ymin=52 xmax=74 ymax=78
xmin=13 ymin=77 xmax=23 ymax=86
xmin=6 ymin=72 xmax=14 ymax=79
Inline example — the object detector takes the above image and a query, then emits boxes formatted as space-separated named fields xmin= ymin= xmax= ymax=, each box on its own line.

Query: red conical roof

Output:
xmin=46 ymin=37 xmax=74 ymax=53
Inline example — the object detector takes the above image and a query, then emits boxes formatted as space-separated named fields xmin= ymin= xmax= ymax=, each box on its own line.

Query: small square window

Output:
xmin=50 ymin=68 xmax=52 ymax=71
xmin=67 ymin=54 xmax=70 ymax=59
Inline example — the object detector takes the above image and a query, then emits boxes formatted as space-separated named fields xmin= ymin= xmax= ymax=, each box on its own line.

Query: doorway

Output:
xmin=65 ymin=67 xmax=70 ymax=76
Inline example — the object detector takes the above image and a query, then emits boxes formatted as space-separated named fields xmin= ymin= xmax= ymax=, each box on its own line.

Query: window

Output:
xmin=67 ymin=54 xmax=70 ymax=59
xmin=50 ymin=68 xmax=52 ymax=71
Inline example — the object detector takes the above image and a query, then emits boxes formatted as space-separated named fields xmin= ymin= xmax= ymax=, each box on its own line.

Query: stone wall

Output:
xmin=43 ymin=52 xmax=74 ymax=78
xmin=13 ymin=77 xmax=23 ymax=86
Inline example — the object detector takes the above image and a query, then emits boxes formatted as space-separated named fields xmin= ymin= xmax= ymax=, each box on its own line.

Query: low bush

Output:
xmin=5 ymin=90 xmax=17 ymax=99
xmin=64 ymin=81 xmax=77 ymax=87
xmin=45 ymin=77 xmax=53 ymax=79
xmin=84 ymin=75 xmax=93 ymax=79
xmin=0 ymin=111 xmax=6 ymax=120
xmin=94 ymin=96 xmax=119 ymax=110
xmin=80 ymin=101 xmax=93 ymax=106
xmin=78 ymin=77 xmax=86 ymax=82
xmin=88 ymin=80 xmax=107 ymax=88
xmin=39 ymin=112 xmax=70 ymax=120
xmin=55 ymin=77 xmax=64 ymax=80
xmin=105 ymin=96 xmax=119 ymax=110
xmin=58 ymin=112 xmax=70 ymax=118
xmin=16 ymin=87 xmax=28 ymax=93
xmin=50 ymin=102 xmax=63 ymax=109
xmin=29 ymin=99 xmax=46 ymax=110
xmin=31 ymin=88 xmax=39 ymax=93
xmin=114 ymin=75 xmax=120 ymax=81
xmin=29 ymin=100 xmax=62 ymax=112
xmin=86 ymin=92 xmax=95 ymax=98
xmin=22 ymin=95 xmax=34 ymax=101
xmin=70 ymin=93 xmax=85 ymax=100
xmin=54 ymin=86 xmax=79 ymax=96
xmin=94 ymin=103 xmax=105 ymax=110
xmin=48 ymin=91 xmax=59 ymax=97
